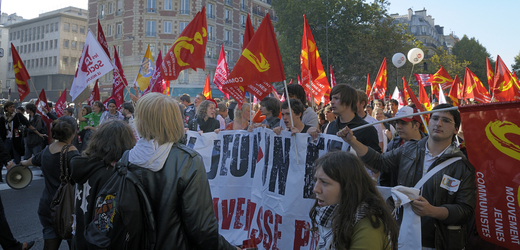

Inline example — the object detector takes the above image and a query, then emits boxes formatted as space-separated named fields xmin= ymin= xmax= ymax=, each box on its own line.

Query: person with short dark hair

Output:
xmin=340 ymin=103 xmax=475 ymax=249
xmin=24 ymin=103 xmax=46 ymax=161
xmin=180 ymin=94 xmax=195 ymax=127
xmin=16 ymin=106 xmax=25 ymax=114
xmin=274 ymin=99 xmax=313 ymax=135
xmin=20 ymin=116 xmax=80 ymax=250
xmin=259 ymin=97 xmax=281 ymax=129
xmin=283 ymin=84 xmax=319 ymax=128
xmin=99 ymin=99 xmax=124 ymax=125
xmin=47 ymin=102 xmax=57 ymax=118
xmin=70 ymin=120 xmax=137 ymax=250
xmin=63 ymin=108 xmax=74 ymax=117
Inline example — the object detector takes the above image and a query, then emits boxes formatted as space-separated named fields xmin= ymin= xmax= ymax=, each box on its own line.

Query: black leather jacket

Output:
xmin=128 ymin=143 xmax=235 ymax=250
xmin=361 ymin=137 xmax=476 ymax=250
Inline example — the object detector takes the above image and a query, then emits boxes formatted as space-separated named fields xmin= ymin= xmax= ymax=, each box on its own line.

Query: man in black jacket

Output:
xmin=24 ymin=104 xmax=46 ymax=160
xmin=339 ymin=104 xmax=476 ymax=250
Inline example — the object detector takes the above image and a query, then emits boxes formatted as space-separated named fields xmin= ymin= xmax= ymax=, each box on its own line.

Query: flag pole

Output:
xmin=283 ymin=79 xmax=299 ymax=165
xmin=306 ymin=38 xmax=314 ymax=110
xmin=28 ymin=79 xmax=41 ymax=104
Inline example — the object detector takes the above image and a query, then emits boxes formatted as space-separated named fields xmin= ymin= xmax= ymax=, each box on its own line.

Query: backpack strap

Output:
xmin=413 ymin=157 xmax=462 ymax=189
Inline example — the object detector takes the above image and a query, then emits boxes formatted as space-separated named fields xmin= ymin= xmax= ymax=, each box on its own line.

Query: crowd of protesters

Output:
xmin=0 ymin=82 xmax=498 ymax=250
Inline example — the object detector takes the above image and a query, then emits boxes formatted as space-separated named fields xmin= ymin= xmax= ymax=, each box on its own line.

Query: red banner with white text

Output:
xmin=460 ymin=101 xmax=520 ymax=249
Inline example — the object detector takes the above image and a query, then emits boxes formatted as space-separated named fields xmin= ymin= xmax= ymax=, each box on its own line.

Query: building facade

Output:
xmin=5 ymin=7 xmax=88 ymax=101
xmin=90 ymin=0 xmax=276 ymax=98
xmin=391 ymin=8 xmax=454 ymax=57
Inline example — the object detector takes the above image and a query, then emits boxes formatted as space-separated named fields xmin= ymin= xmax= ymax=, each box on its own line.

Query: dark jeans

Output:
xmin=4 ymin=139 xmax=21 ymax=164
xmin=0 ymin=195 xmax=22 ymax=250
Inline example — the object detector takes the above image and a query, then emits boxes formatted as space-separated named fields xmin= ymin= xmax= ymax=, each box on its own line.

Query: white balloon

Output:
xmin=407 ymin=48 xmax=424 ymax=65
xmin=392 ymin=53 xmax=406 ymax=68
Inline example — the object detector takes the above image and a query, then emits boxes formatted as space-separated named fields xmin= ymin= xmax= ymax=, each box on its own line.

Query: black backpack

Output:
xmin=85 ymin=152 xmax=156 ymax=249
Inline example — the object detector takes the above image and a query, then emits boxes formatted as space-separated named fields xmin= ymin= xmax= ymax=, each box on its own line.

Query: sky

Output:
xmin=2 ymin=0 xmax=518 ymax=67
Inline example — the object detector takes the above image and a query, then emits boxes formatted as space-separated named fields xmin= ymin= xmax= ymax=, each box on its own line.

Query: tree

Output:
xmin=417 ymin=49 xmax=470 ymax=80
xmin=512 ymin=51 xmax=520 ymax=75
xmin=452 ymin=35 xmax=493 ymax=89
xmin=272 ymin=0 xmax=419 ymax=90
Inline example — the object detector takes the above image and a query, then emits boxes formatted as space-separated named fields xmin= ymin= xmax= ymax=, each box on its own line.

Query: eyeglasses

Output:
xmin=430 ymin=115 xmax=455 ymax=124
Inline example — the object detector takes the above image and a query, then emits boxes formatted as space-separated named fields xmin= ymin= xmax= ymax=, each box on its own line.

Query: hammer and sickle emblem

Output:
xmin=485 ymin=120 xmax=520 ymax=162
xmin=173 ymin=28 xmax=207 ymax=67
xmin=497 ymin=79 xmax=513 ymax=92
xmin=242 ymin=49 xmax=270 ymax=72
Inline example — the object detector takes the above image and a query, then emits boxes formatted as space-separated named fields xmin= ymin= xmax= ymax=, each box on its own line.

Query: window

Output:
xmin=36 ymin=27 xmax=40 ymax=39
xmin=63 ymin=40 xmax=69 ymax=48
xmin=116 ymin=23 xmax=122 ymax=38
xmin=64 ymin=23 xmax=70 ymax=32
xmin=164 ymin=21 xmax=172 ymax=33
xmin=80 ymin=26 xmax=86 ymax=34
xmin=44 ymin=58 xmax=48 ymax=66
xmin=240 ymin=33 xmax=243 ymax=45
xmin=108 ymin=2 xmax=113 ymax=14
xmin=32 ymin=43 xmax=35 ymax=51
xmin=99 ymin=4 xmax=105 ymax=18
xmin=117 ymin=0 xmax=123 ymax=13
xmin=149 ymin=44 xmax=156 ymax=57
xmin=36 ymin=43 xmax=40 ymax=51
xmin=56 ymin=22 xmax=59 ymax=30
xmin=225 ymin=9 xmax=231 ymax=23
xmin=164 ymin=0 xmax=172 ymax=10
xmin=71 ymin=57 xmax=77 ymax=67
xmin=224 ymin=30 xmax=231 ymax=42
xmin=72 ymin=24 xmax=78 ymax=33
xmin=207 ymin=26 xmax=214 ymax=41
xmin=206 ymin=47 xmax=213 ymax=58
xmin=40 ymin=58 xmax=43 ymax=67
xmin=54 ymin=56 xmax=57 ymax=66
xmin=36 ymin=58 xmax=39 ymax=67
xmin=180 ymin=0 xmax=189 ymax=14
xmin=71 ymin=41 xmax=77 ymax=49
xmin=50 ymin=23 xmax=54 ymax=32
xmin=240 ymin=15 xmax=246 ymax=26
xmin=147 ymin=0 xmax=156 ymax=13
xmin=180 ymin=22 xmax=188 ymax=33
xmin=45 ymin=41 xmax=48 ymax=50
xmin=163 ymin=44 xmax=171 ymax=53
xmin=8 ymin=62 xmax=11 ymax=70
xmin=46 ymin=24 xmax=49 ymax=33
xmin=54 ymin=39 xmax=58 ymax=49
xmin=146 ymin=21 xmax=156 ymax=37
xmin=207 ymin=3 xmax=214 ymax=19
xmin=116 ymin=45 xmax=121 ymax=56
xmin=240 ymin=0 xmax=247 ymax=11
xmin=225 ymin=50 xmax=230 ymax=61
xmin=41 ymin=42 xmax=44 ymax=50
xmin=63 ymin=57 xmax=68 ymax=66
xmin=28 ymin=44 xmax=31 ymax=53
xmin=179 ymin=70 xmax=189 ymax=84
xmin=108 ymin=25 xmax=113 ymax=36
xmin=17 ymin=31 xmax=20 ymax=39
xmin=49 ymin=40 xmax=53 ymax=49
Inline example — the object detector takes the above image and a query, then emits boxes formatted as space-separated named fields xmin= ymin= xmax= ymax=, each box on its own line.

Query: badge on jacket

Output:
xmin=440 ymin=174 xmax=461 ymax=194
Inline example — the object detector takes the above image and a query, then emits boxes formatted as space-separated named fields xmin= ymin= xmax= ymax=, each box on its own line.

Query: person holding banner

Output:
xmin=310 ymin=151 xmax=398 ymax=249
xmin=225 ymin=103 xmax=251 ymax=131
xmin=273 ymin=99 xmax=313 ymax=135
xmin=127 ymin=93 xmax=239 ymax=250
xmin=339 ymin=104 xmax=476 ymax=250
xmin=188 ymin=100 xmax=221 ymax=134
xmin=283 ymin=84 xmax=319 ymax=129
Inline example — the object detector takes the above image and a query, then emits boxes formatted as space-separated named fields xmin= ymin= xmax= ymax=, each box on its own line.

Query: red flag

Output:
xmin=415 ymin=73 xmax=433 ymax=87
xmin=55 ymin=89 xmax=67 ymax=117
xmin=10 ymin=43 xmax=31 ymax=102
xmin=330 ymin=65 xmax=337 ymax=89
xmin=419 ymin=81 xmax=432 ymax=110
xmin=213 ymin=45 xmax=232 ymax=99
xmin=36 ymin=89 xmax=53 ymax=144
xmin=144 ymin=51 xmax=165 ymax=95
xmin=113 ymin=46 xmax=127 ymax=86
xmin=459 ymin=101 xmax=520 ymax=250
xmin=448 ymin=75 xmax=463 ymax=106
xmin=223 ymin=13 xmax=285 ymax=107
xmin=87 ymin=80 xmax=100 ymax=106
xmin=493 ymin=55 xmax=520 ymax=101
xmin=297 ymin=74 xmax=302 ymax=85
xmin=111 ymin=47 xmax=126 ymax=107
xmin=464 ymin=67 xmax=491 ymax=103
xmin=426 ymin=66 xmax=453 ymax=90
xmin=242 ymin=14 xmax=255 ymax=51
xmin=300 ymin=15 xmax=329 ymax=105
xmin=373 ymin=58 xmax=387 ymax=100
xmin=486 ymin=57 xmax=494 ymax=90
xmin=203 ymin=74 xmax=212 ymax=99
xmin=366 ymin=73 xmax=372 ymax=101
xmin=97 ymin=20 xmax=110 ymax=59
xmin=403 ymin=77 xmax=429 ymax=131
xmin=162 ymin=7 xmax=207 ymax=81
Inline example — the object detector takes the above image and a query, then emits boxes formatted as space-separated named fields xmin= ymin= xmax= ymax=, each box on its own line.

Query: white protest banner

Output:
xmin=186 ymin=128 xmax=350 ymax=249
xmin=70 ymin=30 xmax=113 ymax=101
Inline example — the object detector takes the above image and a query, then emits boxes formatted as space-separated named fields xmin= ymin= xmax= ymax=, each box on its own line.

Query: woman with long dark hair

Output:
xmin=310 ymin=151 xmax=398 ymax=250
xmin=19 ymin=116 xmax=79 ymax=250
xmin=188 ymin=100 xmax=220 ymax=133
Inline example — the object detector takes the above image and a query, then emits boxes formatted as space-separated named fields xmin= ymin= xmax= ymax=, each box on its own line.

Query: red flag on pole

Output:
xmin=143 ymin=51 xmax=165 ymax=95
xmin=242 ymin=14 xmax=255 ymax=51
xmin=213 ymin=45 xmax=231 ymax=99
xmin=10 ymin=43 xmax=31 ymax=102
xmin=426 ymin=66 xmax=453 ymax=90
xmin=486 ymin=57 xmax=495 ymax=91
xmin=87 ymin=80 xmax=100 ymax=107
xmin=55 ymin=89 xmax=67 ymax=117
xmin=366 ymin=73 xmax=372 ymax=101
xmin=419 ymin=80 xmax=432 ymax=111
xmin=36 ymin=89 xmax=53 ymax=144
xmin=372 ymin=58 xmax=387 ymax=100
xmin=448 ymin=75 xmax=463 ymax=106
xmin=223 ymin=13 xmax=285 ymax=107
xmin=111 ymin=47 xmax=126 ymax=107
xmin=203 ymin=74 xmax=212 ymax=99
xmin=330 ymin=65 xmax=336 ymax=89
xmin=464 ymin=67 xmax=491 ymax=103
xmin=493 ymin=56 xmax=520 ymax=101
xmin=162 ymin=7 xmax=207 ymax=81
xmin=97 ymin=20 xmax=110 ymax=59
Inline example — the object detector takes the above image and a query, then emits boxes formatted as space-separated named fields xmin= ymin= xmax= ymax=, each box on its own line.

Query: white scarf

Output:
xmin=128 ymin=139 xmax=173 ymax=172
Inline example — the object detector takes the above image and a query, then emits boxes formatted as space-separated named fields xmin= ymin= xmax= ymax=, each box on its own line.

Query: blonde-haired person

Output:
xmin=127 ymin=93 xmax=239 ymax=250
xmin=225 ymin=103 xmax=251 ymax=130
xmin=188 ymin=100 xmax=220 ymax=134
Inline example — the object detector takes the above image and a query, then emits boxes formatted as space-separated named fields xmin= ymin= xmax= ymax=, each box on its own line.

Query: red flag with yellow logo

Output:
xmin=448 ymin=75 xmax=463 ymax=106
xmin=10 ymin=43 xmax=31 ymax=102
xmin=162 ymin=7 xmax=207 ymax=81
xmin=373 ymin=58 xmax=387 ymax=100
xmin=426 ymin=65 xmax=453 ymax=91
xmin=419 ymin=80 xmax=432 ymax=111
xmin=366 ymin=73 xmax=372 ymax=101
xmin=403 ymin=77 xmax=429 ymax=131
xmin=203 ymin=74 xmax=212 ymax=99
xmin=459 ymin=101 xmax=520 ymax=250
xmin=224 ymin=13 xmax=285 ymax=107
xmin=242 ymin=14 xmax=255 ymax=51
xmin=464 ymin=67 xmax=491 ymax=103
xmin=493 ymin=56 xmax=520 ymax=101
xmin=486 ymin=57 xmax=494 ymax=91
xmin=300 ymin=15 xmax=329 ymax=105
